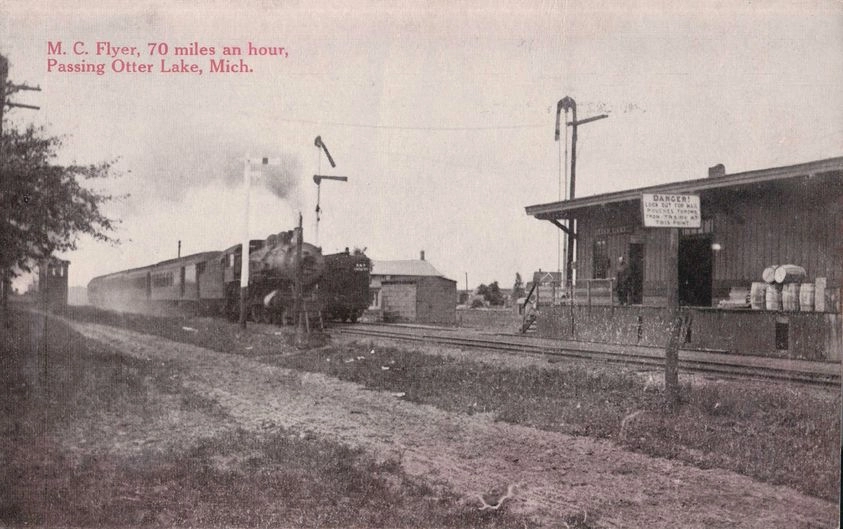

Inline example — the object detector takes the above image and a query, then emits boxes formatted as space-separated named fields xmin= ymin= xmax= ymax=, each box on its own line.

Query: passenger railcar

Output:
xmin=88 ymin=251 xmax=224 ymax=314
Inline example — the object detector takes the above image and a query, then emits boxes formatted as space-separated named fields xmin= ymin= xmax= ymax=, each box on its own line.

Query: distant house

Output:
xmin=369 ymin=251 xmax=457 ymax=324
xmin=530 ymin=270 xmax=563 ymax=306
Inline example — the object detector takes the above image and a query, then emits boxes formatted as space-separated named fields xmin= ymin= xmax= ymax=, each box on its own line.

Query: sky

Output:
xmin=2 ymin=0 xmax=842 ymax=291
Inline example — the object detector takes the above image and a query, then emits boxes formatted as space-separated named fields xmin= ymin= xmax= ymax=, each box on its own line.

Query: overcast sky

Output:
xmin=2 ymin=0 xmax=842 ymax=290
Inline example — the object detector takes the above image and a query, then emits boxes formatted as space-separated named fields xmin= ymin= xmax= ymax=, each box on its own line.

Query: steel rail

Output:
xmin=335 ymin=326 xmax=841 ymax=388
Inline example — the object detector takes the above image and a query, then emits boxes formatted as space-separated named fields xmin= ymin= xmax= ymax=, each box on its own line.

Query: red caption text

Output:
xmin=45 ymin=41 xmax=289 ymax=76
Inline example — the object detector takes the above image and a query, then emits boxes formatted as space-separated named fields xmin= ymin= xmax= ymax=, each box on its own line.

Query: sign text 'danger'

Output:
xmin=641 ymin=193 xmax=701 ymax=228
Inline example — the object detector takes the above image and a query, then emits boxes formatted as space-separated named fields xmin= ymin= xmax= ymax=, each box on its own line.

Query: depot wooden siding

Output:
xmin=575 ymin=205 xmax=636 ymax=277
xmin=574 ymin=184 xmax=841 ymax=309
xmin=711 ymin=189 xmax=837 ymax=288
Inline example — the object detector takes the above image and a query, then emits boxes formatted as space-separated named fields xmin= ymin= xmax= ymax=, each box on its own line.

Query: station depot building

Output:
xmin=525 ymin=156 xmax=843 ymax=361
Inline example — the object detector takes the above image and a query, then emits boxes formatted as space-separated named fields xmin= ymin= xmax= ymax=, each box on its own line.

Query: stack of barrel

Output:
xmin=750 ymin=265 xmax=815 ymax=312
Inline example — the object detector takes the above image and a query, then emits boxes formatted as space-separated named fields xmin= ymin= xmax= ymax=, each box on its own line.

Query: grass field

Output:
xmin=5 ymin=304 xmax=838 ymax=523
xmin=273 ymin=338 xmax=841 ymax=502
xmin=64 ymin=305 xmax=841 ymax=502
xmin=1 ymin=308 xmax=537 ymax=528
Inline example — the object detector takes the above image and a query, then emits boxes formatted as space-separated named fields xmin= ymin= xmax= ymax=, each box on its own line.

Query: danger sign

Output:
xmin=642 ymin=193 xmax=701 ymax=228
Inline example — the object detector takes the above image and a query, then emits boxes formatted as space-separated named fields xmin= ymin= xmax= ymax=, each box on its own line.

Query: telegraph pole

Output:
xmin=0 ymin=55 xmax=6 ymax=140
xmin=239 ymin=155 xmax=252 ymax=328
xmin=294 ymin=212 xmax=305 ymax=347
xmin=0 ymin=54 xmax=41 ymax=326
xmin=0 ymin=55 xmax=41 ymax=139
xmin=1 ymin=55 xmax=7 ymax=321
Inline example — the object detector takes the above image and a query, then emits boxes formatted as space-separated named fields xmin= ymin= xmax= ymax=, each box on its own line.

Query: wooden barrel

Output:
xmin=781 ymin=283 xmax=800 ymax=311
xmin=762 ymin=265 xmax=778 ymax=284
xmin=750 ymin=282 xmax=767 ymax=310
xmin=799 ymin=283 xmax=816 ymax=312
xmin=765 ymin=284 xmax=782 ymax=311
xmin=774 ymin=264 xmax=807 ymax=284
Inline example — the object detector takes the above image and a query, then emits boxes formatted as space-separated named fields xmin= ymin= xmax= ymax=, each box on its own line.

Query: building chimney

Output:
xmin=420 ymin=250 xmax=425 ymax=261
xmin=708 ymin=164 xmax=726 ymax=178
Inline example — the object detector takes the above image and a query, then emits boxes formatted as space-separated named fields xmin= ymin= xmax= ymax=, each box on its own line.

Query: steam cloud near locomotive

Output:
xmin=87 ymin=227 xmax=370 ymax=324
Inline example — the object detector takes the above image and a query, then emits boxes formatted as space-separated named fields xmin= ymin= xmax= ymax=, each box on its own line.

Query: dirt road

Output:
xmin=66 ymin=319 xmax=838 ymax=529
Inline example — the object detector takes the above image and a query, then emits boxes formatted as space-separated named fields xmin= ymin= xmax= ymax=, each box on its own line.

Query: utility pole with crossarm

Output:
xmin=554 ymin=96 xmax=608 ymax=294
xmin=0 ymin=54 xmax=41 ymax=326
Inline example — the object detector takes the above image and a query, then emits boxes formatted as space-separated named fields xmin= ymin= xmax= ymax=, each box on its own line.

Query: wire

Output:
xmin=275 ymin=117 xmax=546 ymax=132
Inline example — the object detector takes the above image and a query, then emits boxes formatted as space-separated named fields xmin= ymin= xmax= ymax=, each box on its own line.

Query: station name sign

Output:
xmin=641 ymin=193 xmax=701 ymax=228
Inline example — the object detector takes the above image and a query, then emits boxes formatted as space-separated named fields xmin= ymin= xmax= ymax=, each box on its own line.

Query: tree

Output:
xmin=487 ymin=281 xmax=504 ymax=306
xmin=0 ymin=124 xmax=121 ymax=322
xmin=512 ymin=272 xmax=525 ymax=302
xmin=475 ymin=283 xmax=488 ymax=299
xmin=476 ymin=281 xmax=504 ymax=306
xmin=473 ymin=283 xmax=490 ymax=308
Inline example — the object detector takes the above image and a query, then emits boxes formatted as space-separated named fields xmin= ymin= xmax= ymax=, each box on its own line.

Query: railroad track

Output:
xmin=335 ymin=325 xmax=841 ymax=388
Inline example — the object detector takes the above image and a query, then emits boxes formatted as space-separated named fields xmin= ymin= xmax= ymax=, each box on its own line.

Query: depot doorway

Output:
xmin=678 ymin=236 xmax=712 ymax=307
xmin=628 ymin=243 xmax=644 ymax=304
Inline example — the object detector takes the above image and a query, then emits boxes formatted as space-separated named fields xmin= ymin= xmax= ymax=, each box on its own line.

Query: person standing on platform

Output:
xmin=616 ymin=256 xmax=631 ymax=305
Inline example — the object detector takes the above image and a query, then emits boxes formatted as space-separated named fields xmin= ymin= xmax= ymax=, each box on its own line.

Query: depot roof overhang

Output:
xmin=525 ymin=156 xmax=843 ymax=221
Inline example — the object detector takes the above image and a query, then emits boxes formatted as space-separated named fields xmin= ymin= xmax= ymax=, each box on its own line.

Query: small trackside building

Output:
xmin=524 ymin=157 xmax=843 ymax=361
xmin=38 ymin=258 xmax=70 ymax=310
xmin=368 ymin=252 xmax=457 ymax=325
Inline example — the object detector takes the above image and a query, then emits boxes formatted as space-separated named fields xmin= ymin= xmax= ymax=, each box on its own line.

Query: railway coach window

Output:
xmin=152 ymin=272 xmax=174 ymax=288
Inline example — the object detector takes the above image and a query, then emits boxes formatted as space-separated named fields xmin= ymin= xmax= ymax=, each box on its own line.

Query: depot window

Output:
xmin=593 ymin=238 xmax=609 ymax=279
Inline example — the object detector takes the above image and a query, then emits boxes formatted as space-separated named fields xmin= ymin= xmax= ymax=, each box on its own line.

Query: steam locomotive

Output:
xmin=87 ymin=228 xmax=370 ymax=324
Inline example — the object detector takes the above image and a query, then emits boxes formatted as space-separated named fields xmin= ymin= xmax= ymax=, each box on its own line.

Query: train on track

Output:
xmin=87 ymin=228 xmax=370 ymax=324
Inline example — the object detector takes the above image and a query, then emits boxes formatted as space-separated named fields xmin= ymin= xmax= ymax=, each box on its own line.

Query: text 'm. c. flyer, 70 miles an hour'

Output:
xmin=45 ymin=40 xmax=288 ymax=76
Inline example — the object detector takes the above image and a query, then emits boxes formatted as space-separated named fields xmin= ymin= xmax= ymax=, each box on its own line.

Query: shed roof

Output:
xmin=371 ymin=259 xmax=446 ymax=278
xmin=525 ymin=156 xmax=843 ymax=220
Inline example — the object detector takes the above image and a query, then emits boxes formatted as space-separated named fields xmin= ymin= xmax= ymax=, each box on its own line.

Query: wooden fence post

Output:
xmin=664 ymin=228 xmax=680 ymax=408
